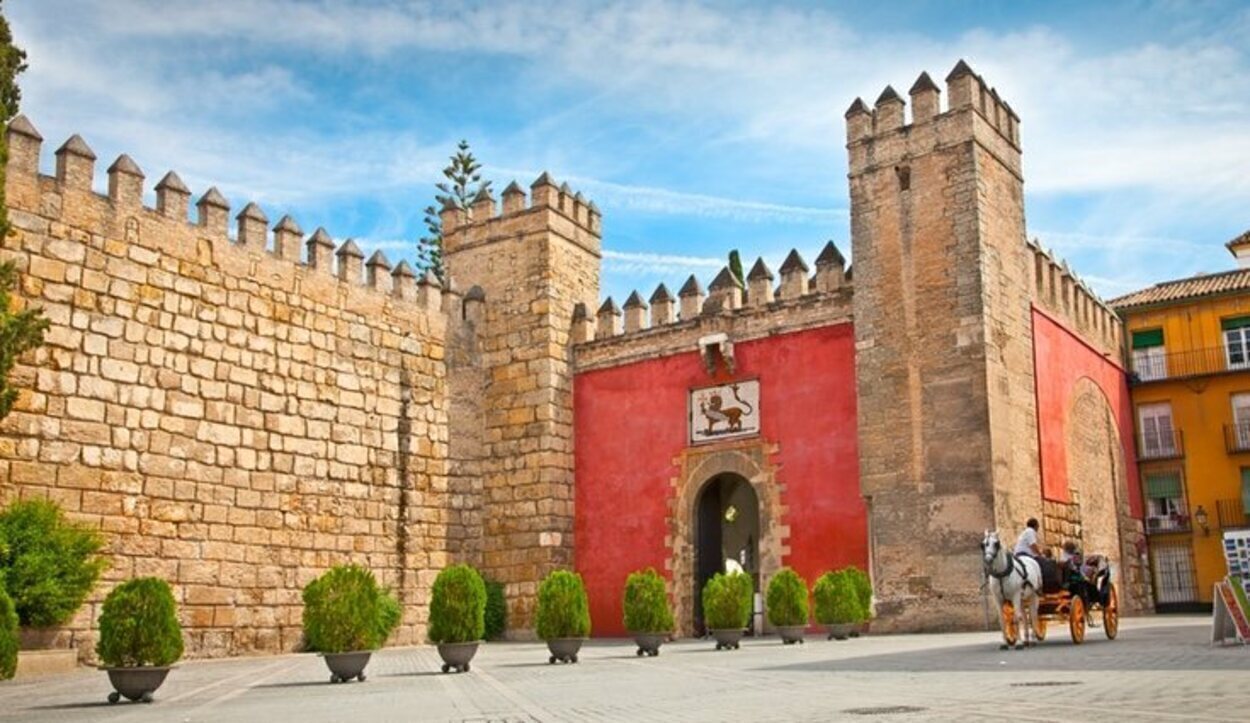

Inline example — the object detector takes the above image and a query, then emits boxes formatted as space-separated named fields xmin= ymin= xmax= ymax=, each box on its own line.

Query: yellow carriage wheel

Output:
xmin=1001 ymin=601 xmax=1019 ymax=647
xmin=1103 ymin=584 xmax=1119 ymax=640
xmin=1068 ymin=595 xmax=1086 ymax=644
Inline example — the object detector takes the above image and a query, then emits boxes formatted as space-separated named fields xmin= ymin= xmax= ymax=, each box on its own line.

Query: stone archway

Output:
xmin=666 ymin=439 xmax=787 ymax=637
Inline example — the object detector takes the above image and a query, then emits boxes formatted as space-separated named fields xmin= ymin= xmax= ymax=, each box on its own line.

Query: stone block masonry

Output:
xmin=0 ymin=118 xmax=479 ymax=660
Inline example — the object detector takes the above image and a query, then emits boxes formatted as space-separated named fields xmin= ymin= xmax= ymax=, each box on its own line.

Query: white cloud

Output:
xmin=602 ymin=249 xmax=724 ymax=276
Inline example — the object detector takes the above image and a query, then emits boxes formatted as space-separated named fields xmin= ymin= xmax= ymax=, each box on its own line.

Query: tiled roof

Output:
xmin=1110 ymin=267 xmax=1250 ymax=310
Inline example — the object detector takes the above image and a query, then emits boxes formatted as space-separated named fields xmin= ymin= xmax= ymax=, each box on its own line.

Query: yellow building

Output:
xmin=1112 ymin=231 xmax=1250 ymax=610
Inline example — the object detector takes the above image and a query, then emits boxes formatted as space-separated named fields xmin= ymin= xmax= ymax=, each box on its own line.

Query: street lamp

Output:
xmin=1194 ymin=505 xmax=1209 ymax=536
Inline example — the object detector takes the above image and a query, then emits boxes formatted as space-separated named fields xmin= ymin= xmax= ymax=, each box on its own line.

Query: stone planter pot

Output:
xmin=437 ymin=641 xmax=481 ymax=673
xmin=321 ymin=651 xmax=372 ymax=683
xmin=631 ymin=632 xmax=668 ymax=657
xmin=545 ymin=638 xmax=584 ymax=664
xmin=710 ymin=628 xmax=744 ymax=651
xmin=103 ymin=666 xmax=173 ymax=704
xmin=775 ymin=624 xmax=807 ymax=645
xmin=825 ymin=623 xmax=857 ymax=641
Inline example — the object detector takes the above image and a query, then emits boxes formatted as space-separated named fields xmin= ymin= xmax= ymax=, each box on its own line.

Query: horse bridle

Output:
xmin=983 ymin=538 xmax=1031 ymax=586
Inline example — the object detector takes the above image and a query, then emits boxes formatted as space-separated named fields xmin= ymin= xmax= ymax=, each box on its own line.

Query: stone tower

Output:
xmin=847 ymin=62 xmax=1041 ymax=630
xmin=442 ymin=176 xmax=601 ymax=632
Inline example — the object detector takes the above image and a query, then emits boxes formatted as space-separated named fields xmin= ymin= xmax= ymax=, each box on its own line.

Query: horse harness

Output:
xmin=986 ymin=546 xmax=1035 ymax=590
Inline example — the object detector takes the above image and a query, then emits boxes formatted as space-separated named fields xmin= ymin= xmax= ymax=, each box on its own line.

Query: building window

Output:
xmin=1143 ymin=470 xmax=1187 ymax=532
xmin=1233 ymin=394 xmax=1250 ymax=450
xmin=1223 ymin=316 xmax=1250 ymax=370
xmin=1131 ymin=328 xmax=1166 ymax=380
xmin=1138 ymin=402 xmax=1178 ymax=458
xmin=1243 ymin=468 xmax=1250 ymax=519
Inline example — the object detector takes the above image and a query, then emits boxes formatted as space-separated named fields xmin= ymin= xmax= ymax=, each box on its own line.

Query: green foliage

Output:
xmin=622 ymin=568 xmax=674 ymax=634
xmin=813 ymin=570 xmax=867 ymax=625
xmin=419 ymin=140 xmax=492 ymax=282
xmin=534 ymin=569 xmax=590 ymax=640
xmin=728 ymin=250 xmax=745 ymax=289
xmin=0 ymin=583 xmax=17 ymax=680
xmin=302 ymin=565 xmax=401 ymax=654
xmin=484 ymin=579 xmax=506 ymax=640
xmin=702 ymin=572 xmax=752 ymax=630
xmin=95 ymin=578 xmax=183 ymax=668
xmin=843 ymin=566 xmax=872 ymax=617
xmin=0 ymin=499 xmax=107 ymax=627
xmin=765 ymin=567 xmax=809 ymax=627
xmin=0 ymin=5 xmax=47 ymax=425
xmin=428 ymin=564 xmax=486 ymax=644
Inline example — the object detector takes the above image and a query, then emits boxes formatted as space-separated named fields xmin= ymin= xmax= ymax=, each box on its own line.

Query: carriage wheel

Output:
xmin=1103 ymin=584 xmax=1119 ymax=640
xmin=1068 ymin=595 xmax=1086 ymax=644
xmin=1033 ymin=612 xmax=1047 ymax=641
xmin=1000 ymin=601 xmax=1019 ymax=647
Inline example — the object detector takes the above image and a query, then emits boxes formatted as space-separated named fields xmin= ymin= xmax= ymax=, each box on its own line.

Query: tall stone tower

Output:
xmin=847 ymin=61 xmax=1042 ymax=630
xmin=442 ymin=176 xmax=601 ymax=632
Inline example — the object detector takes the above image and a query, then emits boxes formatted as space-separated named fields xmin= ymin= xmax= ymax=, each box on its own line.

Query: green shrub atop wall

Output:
xmin=843 ymin=566 xmax=872 ymax=618
xmin=702 ymin=572 xmax=752 ymax=630
xmin=428 ymin=564 xmax=486 ymax=644
xmin=95 ymin=578 xmax=183 ymax=668
xmin=535 ymin=570 xmax=590 ymax=640
xmin=302 ymin=565 xmax=401 ymax=654
xmin=0 ymin=583 xmax=17 ymax=680
xmin=0 ymin=498 xmax=107 ymax=627
xmin=622 ymin=568 xmax=674 ymax=634
xmin=766 ymin=567 xmax=809 ymax=627
xmin=484 ymin=579 xmax=506 ymax=640
xmin=813 ymin=570 xmax=866 ymax=625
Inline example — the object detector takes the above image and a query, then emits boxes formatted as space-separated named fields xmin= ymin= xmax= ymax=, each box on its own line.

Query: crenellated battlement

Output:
xmin=572 ymin=242 xmax=851 ymax=369
xmin=4 ymin=116 xmax=464 ymax=321
xmin=1026 ymin=238 xmax=1124 ymax=359
xmin=441 ymin=172 xmax=601 ymax=259
xmin=845 ymin=60 xmax=1021 ymax=179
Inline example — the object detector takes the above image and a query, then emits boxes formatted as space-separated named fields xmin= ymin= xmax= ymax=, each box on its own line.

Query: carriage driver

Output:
xmin=1014 ymin=518 xmax=1043 ymax=559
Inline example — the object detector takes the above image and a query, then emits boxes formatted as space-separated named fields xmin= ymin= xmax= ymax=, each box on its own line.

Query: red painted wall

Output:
xmin=1032 ymin=308 xmax=1143 ymax=516
xmin=573 ymin=324 xmax=865 ymax=637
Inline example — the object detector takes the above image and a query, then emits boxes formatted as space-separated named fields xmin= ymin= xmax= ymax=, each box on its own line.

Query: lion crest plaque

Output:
xmin=689 ymin=380 xmax=760 ymax=444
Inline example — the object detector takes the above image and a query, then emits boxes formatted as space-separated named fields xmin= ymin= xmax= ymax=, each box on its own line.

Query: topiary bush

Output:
xmin=0 ymin=583 xmax=17 ymax=680
xmin=702 ymin=572 xmax=752 ymax=630
xmin=813 ymin=570 xmax=865 ymax=625
xmin=484 ymin=579 xmax=506 ymax=640
xmin=729 ymin=570 xmax=754 ymax=626
xmin=0 ymin=498 xmax=107 ymax=627
xmin=843 ymin=566 xmax=872 ymax=619
xmin=95 ymin=578 xmax=183 ymax=668
xmin=535 ymin=570 xmax=590 ymax=640
xmin=302 ymin=565 xmax=401 ymax=654
xmin=428 ymin=564 xmax=486 ymax=644
xmin=766 ymin=567 xmax=809 ymax=627
xmin=622 ymin=568 xmax=674 ymax=634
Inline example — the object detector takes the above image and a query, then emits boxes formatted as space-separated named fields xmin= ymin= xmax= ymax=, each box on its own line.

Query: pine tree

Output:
xmin=0 ymin=2 xmax=47 ymax=424
xmin=728 ymin=250 xmax=746 ymax=289
xmin=418 ymin=140 xmax=491 ymax=283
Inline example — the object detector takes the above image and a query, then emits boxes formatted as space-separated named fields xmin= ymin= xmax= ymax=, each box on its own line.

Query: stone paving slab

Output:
xmin=0 ymin=616 xmax=1246 ymax=722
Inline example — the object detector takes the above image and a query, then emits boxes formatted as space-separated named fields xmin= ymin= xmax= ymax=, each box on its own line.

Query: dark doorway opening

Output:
xmin=693 ymin=473 xmax=759 ymax=635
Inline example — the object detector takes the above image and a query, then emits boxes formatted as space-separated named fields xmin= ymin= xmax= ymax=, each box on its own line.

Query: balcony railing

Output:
xmin=1225 ymin=424 xmax=1250 ymax=453
xmin=1138 ymin=429 xmax=1184 ymax=461
xmin=1217 ymin=498 xmax=1250 ymax=530
xmin=1130 ymin=345 xmax=1249 ymax=384
xmin=1146 ymin=514 xmax=1191 ymax=534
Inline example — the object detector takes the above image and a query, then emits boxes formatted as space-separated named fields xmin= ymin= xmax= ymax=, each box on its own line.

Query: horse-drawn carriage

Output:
xmin=1001 ymin=553 xmax=1119 ymax=646
xmin=982 ymin=531 xmax=1120 ymax=648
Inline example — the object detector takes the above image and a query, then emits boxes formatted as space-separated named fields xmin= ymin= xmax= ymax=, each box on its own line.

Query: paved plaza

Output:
xmin=0 ymin=616 xmax=1246 ymax=722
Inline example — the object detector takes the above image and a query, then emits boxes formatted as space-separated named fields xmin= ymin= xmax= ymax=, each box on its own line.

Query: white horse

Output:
xmin=981 ymin=530 xmax=1042 ymax=650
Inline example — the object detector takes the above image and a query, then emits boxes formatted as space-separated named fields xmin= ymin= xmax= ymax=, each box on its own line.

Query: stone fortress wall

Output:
xmin=0 ymin=118 xmax=481 ymax=658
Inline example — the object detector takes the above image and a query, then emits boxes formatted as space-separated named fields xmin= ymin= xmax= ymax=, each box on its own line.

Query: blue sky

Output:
xmin=9 ymin=0 xmax=1250 ymax=304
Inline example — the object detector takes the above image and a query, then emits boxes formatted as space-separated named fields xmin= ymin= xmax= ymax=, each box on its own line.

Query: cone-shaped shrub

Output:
xmin=302 ymin=565 xmax=401 ymax=654
xmin=428 ymin=564 xmax=486 ymax=644
xmin=843 ymin=566 xmax=872 ymax=618
xmin=0 ymin=584 xmax=17 ymax=680
xmin=622 ymin=568 xmax=674 ymax=634
xmin=766 ymin=567 xmax=809 ymax=627
xmin=702 ymin=572 xmax=752 ymax=630
xmin=535 ymin=570 xmax=590 ymax=640
xmin=484 ymin=579 xmax=506 ymax=640
xmin=0 ymin=498 xmax=107 ymax=627
xmin=96 ymin=578 xmax=183 ymax=668
xmin=813 ymin=570 xmax=865 ymax=625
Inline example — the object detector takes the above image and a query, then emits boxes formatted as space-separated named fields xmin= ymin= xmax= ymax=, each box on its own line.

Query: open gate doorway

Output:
xmin=693 ymin=473 xmax=759 ymax=635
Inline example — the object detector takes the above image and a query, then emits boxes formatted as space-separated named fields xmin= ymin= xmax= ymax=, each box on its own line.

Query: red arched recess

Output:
xmin=1032 ymin=308 xmax=1142 ymax=517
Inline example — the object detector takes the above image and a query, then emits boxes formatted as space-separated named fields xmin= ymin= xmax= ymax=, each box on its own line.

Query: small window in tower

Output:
xmin=896 ymin=165 xmax=911 ymax=191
